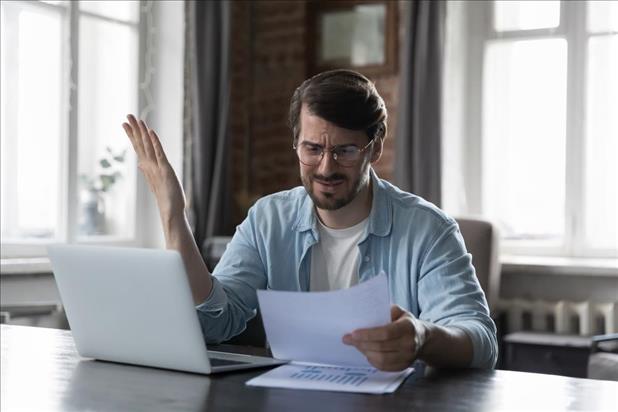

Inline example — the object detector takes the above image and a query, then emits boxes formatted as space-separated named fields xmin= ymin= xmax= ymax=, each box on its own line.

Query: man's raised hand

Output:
xmin=122 ymin=114 xmax=186 ymax=222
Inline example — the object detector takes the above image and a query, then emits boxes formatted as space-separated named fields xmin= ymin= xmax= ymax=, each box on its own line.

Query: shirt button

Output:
xmin=364 ymin=256 xmax=370 ymax=262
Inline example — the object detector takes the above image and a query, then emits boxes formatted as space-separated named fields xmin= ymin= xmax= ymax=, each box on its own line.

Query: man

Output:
xmin=122 ymin=70 xmax=497 ymax=371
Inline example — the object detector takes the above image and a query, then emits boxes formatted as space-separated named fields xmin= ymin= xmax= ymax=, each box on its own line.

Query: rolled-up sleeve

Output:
xmin=417 ymin=222 xmax=498 ymax=369
xmin=196 ymin=206 xmax=267 ymax=343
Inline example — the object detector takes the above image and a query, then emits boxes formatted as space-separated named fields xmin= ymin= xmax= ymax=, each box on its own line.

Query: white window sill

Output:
xmin=2 ymin=255 xmax=617 ymax=277
xmin=501 ymin=255 xmax=618 ymax=277
xmin=1 ymin=258 xmax=52 ymax=276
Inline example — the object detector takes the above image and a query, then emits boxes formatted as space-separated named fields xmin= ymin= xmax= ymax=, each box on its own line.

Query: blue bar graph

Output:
xmin=289 ymin=365 xmax=376 ymax=387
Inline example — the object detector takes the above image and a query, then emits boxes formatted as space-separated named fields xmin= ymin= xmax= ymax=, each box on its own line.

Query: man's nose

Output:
xmin=317 ymin=149 xmax=337 ymax=174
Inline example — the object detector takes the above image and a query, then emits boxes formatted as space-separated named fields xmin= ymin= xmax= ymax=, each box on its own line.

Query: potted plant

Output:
xmin=79 ymin=147 xmax=127 ymax=235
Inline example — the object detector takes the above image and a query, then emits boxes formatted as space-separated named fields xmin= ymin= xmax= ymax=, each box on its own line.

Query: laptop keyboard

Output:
xmin=209 ymin=357 xmax=252 ymax=367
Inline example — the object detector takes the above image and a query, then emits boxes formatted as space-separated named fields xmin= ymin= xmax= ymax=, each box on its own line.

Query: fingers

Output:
xmin=347 ymin=320 xmax=408 ymax=342
xmin=346 ymin=305 xmax=415 ymax=342
xmin=138 ymin=119 xmax=155 ymax=160
xmin=343 ymin=329 xmax=415 ymax=371
xmin=364 ymin=350 xmax=414 ymax=372
xmin=342 ymin=320 xmax=415 ymax=353
xmin=148 ymin=129 xmax=168 ymax=164
xmin=125 ymin=114 xmax=145 ymax=156
xmin=123 ymin=114 xmax=167 ymax=167
xmin=347 ymin=338 xmax=411 ymax=353
xmin=123 ymin=121 xmax=143 ymax=157
xmin=391 ymin=304 xmax=406 ymax=321
xmin=342 ymin=312 xmax=418 ymax=371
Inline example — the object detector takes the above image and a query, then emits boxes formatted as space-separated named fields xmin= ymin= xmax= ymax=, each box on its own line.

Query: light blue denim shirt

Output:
xmin=197 ymin=170 xmax=498 ymax=369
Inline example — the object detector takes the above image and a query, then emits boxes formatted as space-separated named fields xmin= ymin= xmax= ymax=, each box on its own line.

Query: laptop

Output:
xmin=47 ymin=244 xmax=285 ymax=374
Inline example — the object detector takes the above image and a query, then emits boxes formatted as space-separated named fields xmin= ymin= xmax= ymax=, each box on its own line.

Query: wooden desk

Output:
xmin=1 ymin=325 xmax=616 ymax=411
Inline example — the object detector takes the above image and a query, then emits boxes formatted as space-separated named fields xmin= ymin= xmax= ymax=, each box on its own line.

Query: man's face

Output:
xmin=297 ymin=104 xmax=378 ymax=211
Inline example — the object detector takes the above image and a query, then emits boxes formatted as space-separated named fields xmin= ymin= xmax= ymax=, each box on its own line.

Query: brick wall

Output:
xmin=228 ymin=1 xmax=403 ymax=228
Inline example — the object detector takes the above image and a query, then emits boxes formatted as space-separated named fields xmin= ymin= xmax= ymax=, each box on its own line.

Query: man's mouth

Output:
xmin=314 ymin=178 xmax=344 ymax=191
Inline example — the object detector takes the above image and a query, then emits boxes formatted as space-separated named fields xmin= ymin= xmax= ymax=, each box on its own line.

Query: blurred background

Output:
xmin=1 ymin=0 xmax=617 ymax=379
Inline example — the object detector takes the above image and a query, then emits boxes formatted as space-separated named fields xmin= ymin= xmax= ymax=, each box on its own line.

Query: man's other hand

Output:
xmin=342 ymin=305 xmax=427 ymax=371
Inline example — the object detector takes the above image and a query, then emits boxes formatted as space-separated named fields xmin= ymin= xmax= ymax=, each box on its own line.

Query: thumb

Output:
xmin=390 ymin=304 xmax=406 ymax=321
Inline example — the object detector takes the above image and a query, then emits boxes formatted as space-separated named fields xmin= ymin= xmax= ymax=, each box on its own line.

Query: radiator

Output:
xmin=497 ymin=299 xmax=618 ymax=336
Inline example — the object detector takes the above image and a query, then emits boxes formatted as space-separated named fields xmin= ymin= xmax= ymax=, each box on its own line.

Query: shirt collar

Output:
xmin=293 ymin=168 xmax=392 ymax=238
xmin=367 ymin=168 xmax=392 ymax=237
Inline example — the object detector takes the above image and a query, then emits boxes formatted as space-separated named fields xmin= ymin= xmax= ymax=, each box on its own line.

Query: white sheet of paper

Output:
xmin=246 ymin=363 xmax=413 ymax=394
xmin=257 ymin=272 xmax=390 ymax=367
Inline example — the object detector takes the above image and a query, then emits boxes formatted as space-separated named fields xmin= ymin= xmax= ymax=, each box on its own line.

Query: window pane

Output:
xmin=79 ymin=0 xmax=139 ymax=23
xmin=320 ymin=4 xmax=386 ymax=66
xmin=482 ymin=39 xmax=567 ymax=240
xmin=494 ymin=1 xmax=560 ymax=31
xmin=1 ymin=3 xmax=63 ymax=241
xmin=584 ymin=35 xmax=618 ymax=251
xmin=588 ymin=0 xmax=618 ymax=33
xmin=77 ymin=16 xmax=138 ymax=238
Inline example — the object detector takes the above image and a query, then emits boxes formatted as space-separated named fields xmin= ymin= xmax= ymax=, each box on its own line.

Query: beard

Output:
xmin=301 ymin=165 xmax=371 ymax=211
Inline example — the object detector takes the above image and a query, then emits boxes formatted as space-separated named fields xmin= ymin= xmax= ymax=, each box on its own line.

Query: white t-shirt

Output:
xmin=309 ymin=216 xmax=369 ymax=291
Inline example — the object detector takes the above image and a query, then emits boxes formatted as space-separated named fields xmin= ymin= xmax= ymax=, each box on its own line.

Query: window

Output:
xmin=444 ymin=1 xmax=617 ymax=258
xmin=1 ymin=1 xmax=142 ymax=258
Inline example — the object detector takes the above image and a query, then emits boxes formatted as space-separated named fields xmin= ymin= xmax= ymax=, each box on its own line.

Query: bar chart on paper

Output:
xmin=291 ymin=365 xmax=374 ymax=386
xmin=246 ymin=363 xmax=413 ymax=394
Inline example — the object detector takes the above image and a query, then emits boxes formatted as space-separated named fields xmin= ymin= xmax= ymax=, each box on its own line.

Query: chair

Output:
xmin=455 ymin=218 xmax=502 ymax=314
xmin=455 ymin=217 xmax=505 ymax=367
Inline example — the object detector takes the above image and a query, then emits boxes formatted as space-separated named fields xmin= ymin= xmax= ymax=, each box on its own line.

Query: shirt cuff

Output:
xmin=450 ymin=321 xmax=498 ymax=369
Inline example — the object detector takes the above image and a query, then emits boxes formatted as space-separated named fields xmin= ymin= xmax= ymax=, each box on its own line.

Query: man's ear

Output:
xmin=370 ymin=138 xmax=384 ymax=164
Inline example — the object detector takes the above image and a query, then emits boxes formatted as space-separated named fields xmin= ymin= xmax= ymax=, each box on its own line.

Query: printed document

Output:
xmin=246 ymin=273 xmax=414 ymax=394
xmin=246 ymin=363 xmax=413 ymax=394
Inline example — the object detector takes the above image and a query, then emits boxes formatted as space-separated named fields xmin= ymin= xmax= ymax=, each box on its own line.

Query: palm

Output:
xmin=122 ymin=114 xmax=186 ymax=219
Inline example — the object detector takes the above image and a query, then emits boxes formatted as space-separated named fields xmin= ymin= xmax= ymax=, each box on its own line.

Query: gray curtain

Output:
xmin=394 ymin=0 xmax=446 ymax=206
xmin=184 ymin=1 xmax=231 ymax=253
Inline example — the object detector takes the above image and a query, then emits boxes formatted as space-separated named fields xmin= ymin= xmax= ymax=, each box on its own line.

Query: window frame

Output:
xmin=462 ymin=0 xmax=617 ymax=259
xmin=0 ymin=0 xmax=146 ymax=259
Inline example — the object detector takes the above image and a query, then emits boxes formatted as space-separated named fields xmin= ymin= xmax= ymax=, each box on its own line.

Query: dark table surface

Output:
xmin=1 ymin=324 xmax=616 ymax=411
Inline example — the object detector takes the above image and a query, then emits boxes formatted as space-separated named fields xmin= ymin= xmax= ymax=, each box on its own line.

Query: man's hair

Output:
xmin=288 ymin=69 xmax=387 ymax=145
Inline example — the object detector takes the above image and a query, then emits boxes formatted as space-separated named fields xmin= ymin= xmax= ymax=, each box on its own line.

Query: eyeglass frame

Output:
xmin=292 ymin=139 xmax=376 ymax=167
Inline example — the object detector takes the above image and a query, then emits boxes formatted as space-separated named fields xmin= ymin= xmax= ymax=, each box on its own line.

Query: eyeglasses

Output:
xmin=293 ymin=140 xmax=375 ymax=167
